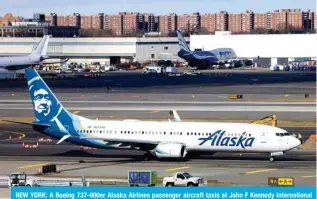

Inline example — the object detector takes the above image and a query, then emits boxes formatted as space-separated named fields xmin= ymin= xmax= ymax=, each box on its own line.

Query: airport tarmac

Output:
xmin=0 ymin=124 xmax=315 ymax=186
xmin=0 ymin=70 xmax=315 ymax=187
xmin=0 ymin=70 xmax=315 ymax=95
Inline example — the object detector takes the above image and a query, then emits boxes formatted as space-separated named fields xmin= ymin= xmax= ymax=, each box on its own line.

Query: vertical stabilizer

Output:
xmin=176 ymin=30 xmax=190 ymax=52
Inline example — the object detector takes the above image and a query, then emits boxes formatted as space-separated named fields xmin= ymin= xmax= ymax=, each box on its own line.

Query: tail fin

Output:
xmin=176 ymin=30 xmax=190 ymax=52
xmin=31 ymin=35 xmax=50 ymax=57
xmin=25 ymin=68 xmax=65 ymax=123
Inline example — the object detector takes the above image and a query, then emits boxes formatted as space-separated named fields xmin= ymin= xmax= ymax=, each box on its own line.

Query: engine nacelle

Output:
xmin=154 ymin=143 xmax=186 ymax=158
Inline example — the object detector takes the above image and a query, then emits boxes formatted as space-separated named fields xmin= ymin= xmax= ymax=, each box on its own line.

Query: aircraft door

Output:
xmin=260 ymin=132 xmax=267 ymax=143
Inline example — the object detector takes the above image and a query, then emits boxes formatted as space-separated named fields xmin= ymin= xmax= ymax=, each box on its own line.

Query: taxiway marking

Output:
xmin=165 ymin=166 xmax=192 ymax=172
xmin=19 ymin=163 xmax=49 ymax=169
xmin=245 ymin=169 xmax=277 ymax=175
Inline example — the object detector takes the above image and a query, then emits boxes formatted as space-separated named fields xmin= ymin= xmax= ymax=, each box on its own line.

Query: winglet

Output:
xmin=56 ymin=134 xmax=71 ymax=144
xmin=169 ymin=110 xmax=182 ymax=122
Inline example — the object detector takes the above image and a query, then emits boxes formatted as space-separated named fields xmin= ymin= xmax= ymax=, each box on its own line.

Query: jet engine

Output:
xmin=154 ymin=143 xmax=186 ymax=158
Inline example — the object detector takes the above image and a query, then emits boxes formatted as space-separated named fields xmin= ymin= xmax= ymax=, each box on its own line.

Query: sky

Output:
xmin=2 ymin=0 xmax=316 ymax=17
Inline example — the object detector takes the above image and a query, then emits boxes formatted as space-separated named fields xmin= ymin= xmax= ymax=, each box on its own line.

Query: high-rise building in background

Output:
xmin=177 ymin=14 xmax=190 ymax=33
xmin=0 ymin=13 xmax=23 ymax=26
xmin=200 ymin=13 xmax=216 ymax=33
xmin=45 ymin=13 xmax=57 ymax=26
xmin=190 ymin=12 xmax=201 ymax=33
xmin=229 ymin=13 xmax=242 ymax=33
xmin=1 ymin=8 xmax=315 ymax=37
xmin=105 ymin=14 xmax=123 ymax=36
xmin=144 ymin=14 xmax=156 ymax=32
xmin=120 ymin=12 xmax=143 ymax=35
xmin=254 ymin=13 xmax=268 ymax=31
xmin=216 ymin=11 xmax=229 ymax=31
xmin=287 ymin=9 xmax=303 ymax=30
xmin=242 ymin=10 xmax=254 ymax=33
xmin=81 ymin=13 xmax=104 ymax=29
xmin=51 ymin=13 xmax=80 ymax=27
xmin=169 ymin=13 xmax=177 ymax=33
xmin=269 ymin=9 xmax=288 ymax=32
xmin=158 ymin=15 xmax=169 ymax=33
xmin=303 ymin=11 xmax=314 ymax=31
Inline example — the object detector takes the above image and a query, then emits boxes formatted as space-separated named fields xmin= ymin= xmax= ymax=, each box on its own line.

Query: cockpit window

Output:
xmin=276 ymin=133 xmax=290 ymax=136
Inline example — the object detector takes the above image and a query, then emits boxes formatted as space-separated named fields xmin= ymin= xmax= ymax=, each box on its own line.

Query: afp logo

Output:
xmin=198 ymin=130 xmax=255 ymax=149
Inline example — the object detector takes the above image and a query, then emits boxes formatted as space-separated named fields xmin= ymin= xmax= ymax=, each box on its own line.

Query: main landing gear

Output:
xmin=143 ymin=152 xmax=156 ymax=161
xmin=269 ymin=156 xmax=275 ymax=162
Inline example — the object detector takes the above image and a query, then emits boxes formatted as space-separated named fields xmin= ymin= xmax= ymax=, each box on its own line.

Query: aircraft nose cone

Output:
xmin=293 ymin=137 xmax=301 ymax=148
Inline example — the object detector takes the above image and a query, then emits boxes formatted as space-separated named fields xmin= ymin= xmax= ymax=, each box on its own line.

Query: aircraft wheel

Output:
xmin=269 ymin=156 xmax=275 ymax=162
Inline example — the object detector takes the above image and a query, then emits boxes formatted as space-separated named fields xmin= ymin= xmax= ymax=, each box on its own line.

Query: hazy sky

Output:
xmin=2 ymin=0 xmax=316 ymax=17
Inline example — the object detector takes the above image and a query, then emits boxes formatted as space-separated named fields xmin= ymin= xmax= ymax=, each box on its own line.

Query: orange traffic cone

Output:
xmin=22 ymin=143 xmax=25 ymax=148
xmin=9 ymin=136 xmax=11 ymax=141
xmin=36 ymin=142 xmax=39 ymax=148
xmin=18 ymin=136 xmax=22 ymax=141
xmin=56 ymin=166 xmax=60 ymax=173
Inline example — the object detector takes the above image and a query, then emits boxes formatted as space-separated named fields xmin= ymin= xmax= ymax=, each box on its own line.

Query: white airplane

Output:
xmin=0 ymin=35 xmax=67 ymax=71
xmin=4 ymin=68 xmax=301 ymax=162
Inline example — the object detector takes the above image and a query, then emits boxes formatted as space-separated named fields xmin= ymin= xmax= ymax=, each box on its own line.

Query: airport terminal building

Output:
xmin=0 ymin=37 xmax=184 ymax=65
xmin=0 ymin=33 xmax=315 ymax=67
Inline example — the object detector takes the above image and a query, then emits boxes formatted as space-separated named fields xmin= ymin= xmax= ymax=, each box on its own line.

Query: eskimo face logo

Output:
xmin=33 ymin=88 xmax=52 ymax=116
xmin=198 ymin=130 xmax=255 ymax=149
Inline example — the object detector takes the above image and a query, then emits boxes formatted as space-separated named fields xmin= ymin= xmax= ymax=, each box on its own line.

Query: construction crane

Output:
xmin=251 ymin=114 xmax=277 ymax=127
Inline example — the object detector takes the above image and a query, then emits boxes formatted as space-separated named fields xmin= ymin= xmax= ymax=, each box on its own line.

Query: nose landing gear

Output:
xmin=269 ymin=152 xmax=283 ymax=162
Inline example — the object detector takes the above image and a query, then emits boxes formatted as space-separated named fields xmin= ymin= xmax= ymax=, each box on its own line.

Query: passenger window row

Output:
xmin=77 ymin=129 xmax=252 ymax=137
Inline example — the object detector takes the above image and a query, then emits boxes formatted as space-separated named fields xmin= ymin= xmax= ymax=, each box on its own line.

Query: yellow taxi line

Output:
xmin=149 ymin=110 xmax=160 ymax=113
xmin=165 ymin=166 xmax=192 ymax=172
xmin=301 ymin=175 xmax=316 ymax=178
xmin=2 ymin=130 xmax=26 ymax=140
xmin=73 ymin=111 xmax=80 ymax=114
xmin=245 ymin=169 xmax=277 ymax=175
xmin=19 ymin=163 xmax=49 ymax=169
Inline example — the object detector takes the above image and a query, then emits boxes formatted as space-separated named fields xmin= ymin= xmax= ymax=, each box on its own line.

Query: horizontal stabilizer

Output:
xmin=2 ymin=120 xmax=50 ymax=127
xmin=56 ymin=134 xmax=71 ymax=145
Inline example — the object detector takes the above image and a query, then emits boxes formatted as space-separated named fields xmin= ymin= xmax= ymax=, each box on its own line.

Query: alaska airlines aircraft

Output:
xmin=176 ymin=30 xmax=253 ymax=69
xmin=0 ymin=35 xmax=65 ymax=71
xmin=4 ymin=68 xmax=301 ymax=162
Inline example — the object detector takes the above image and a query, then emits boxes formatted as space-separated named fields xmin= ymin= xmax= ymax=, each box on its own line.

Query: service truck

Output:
xmin=8 ymin=172 xmax=37 ymax=187
xmin=163 ymin=172 xmax=204 ymax=187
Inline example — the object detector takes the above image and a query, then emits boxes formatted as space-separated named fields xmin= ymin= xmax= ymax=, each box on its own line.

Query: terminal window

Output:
xmin=194 ymin=49 xmax=202 ymax=51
